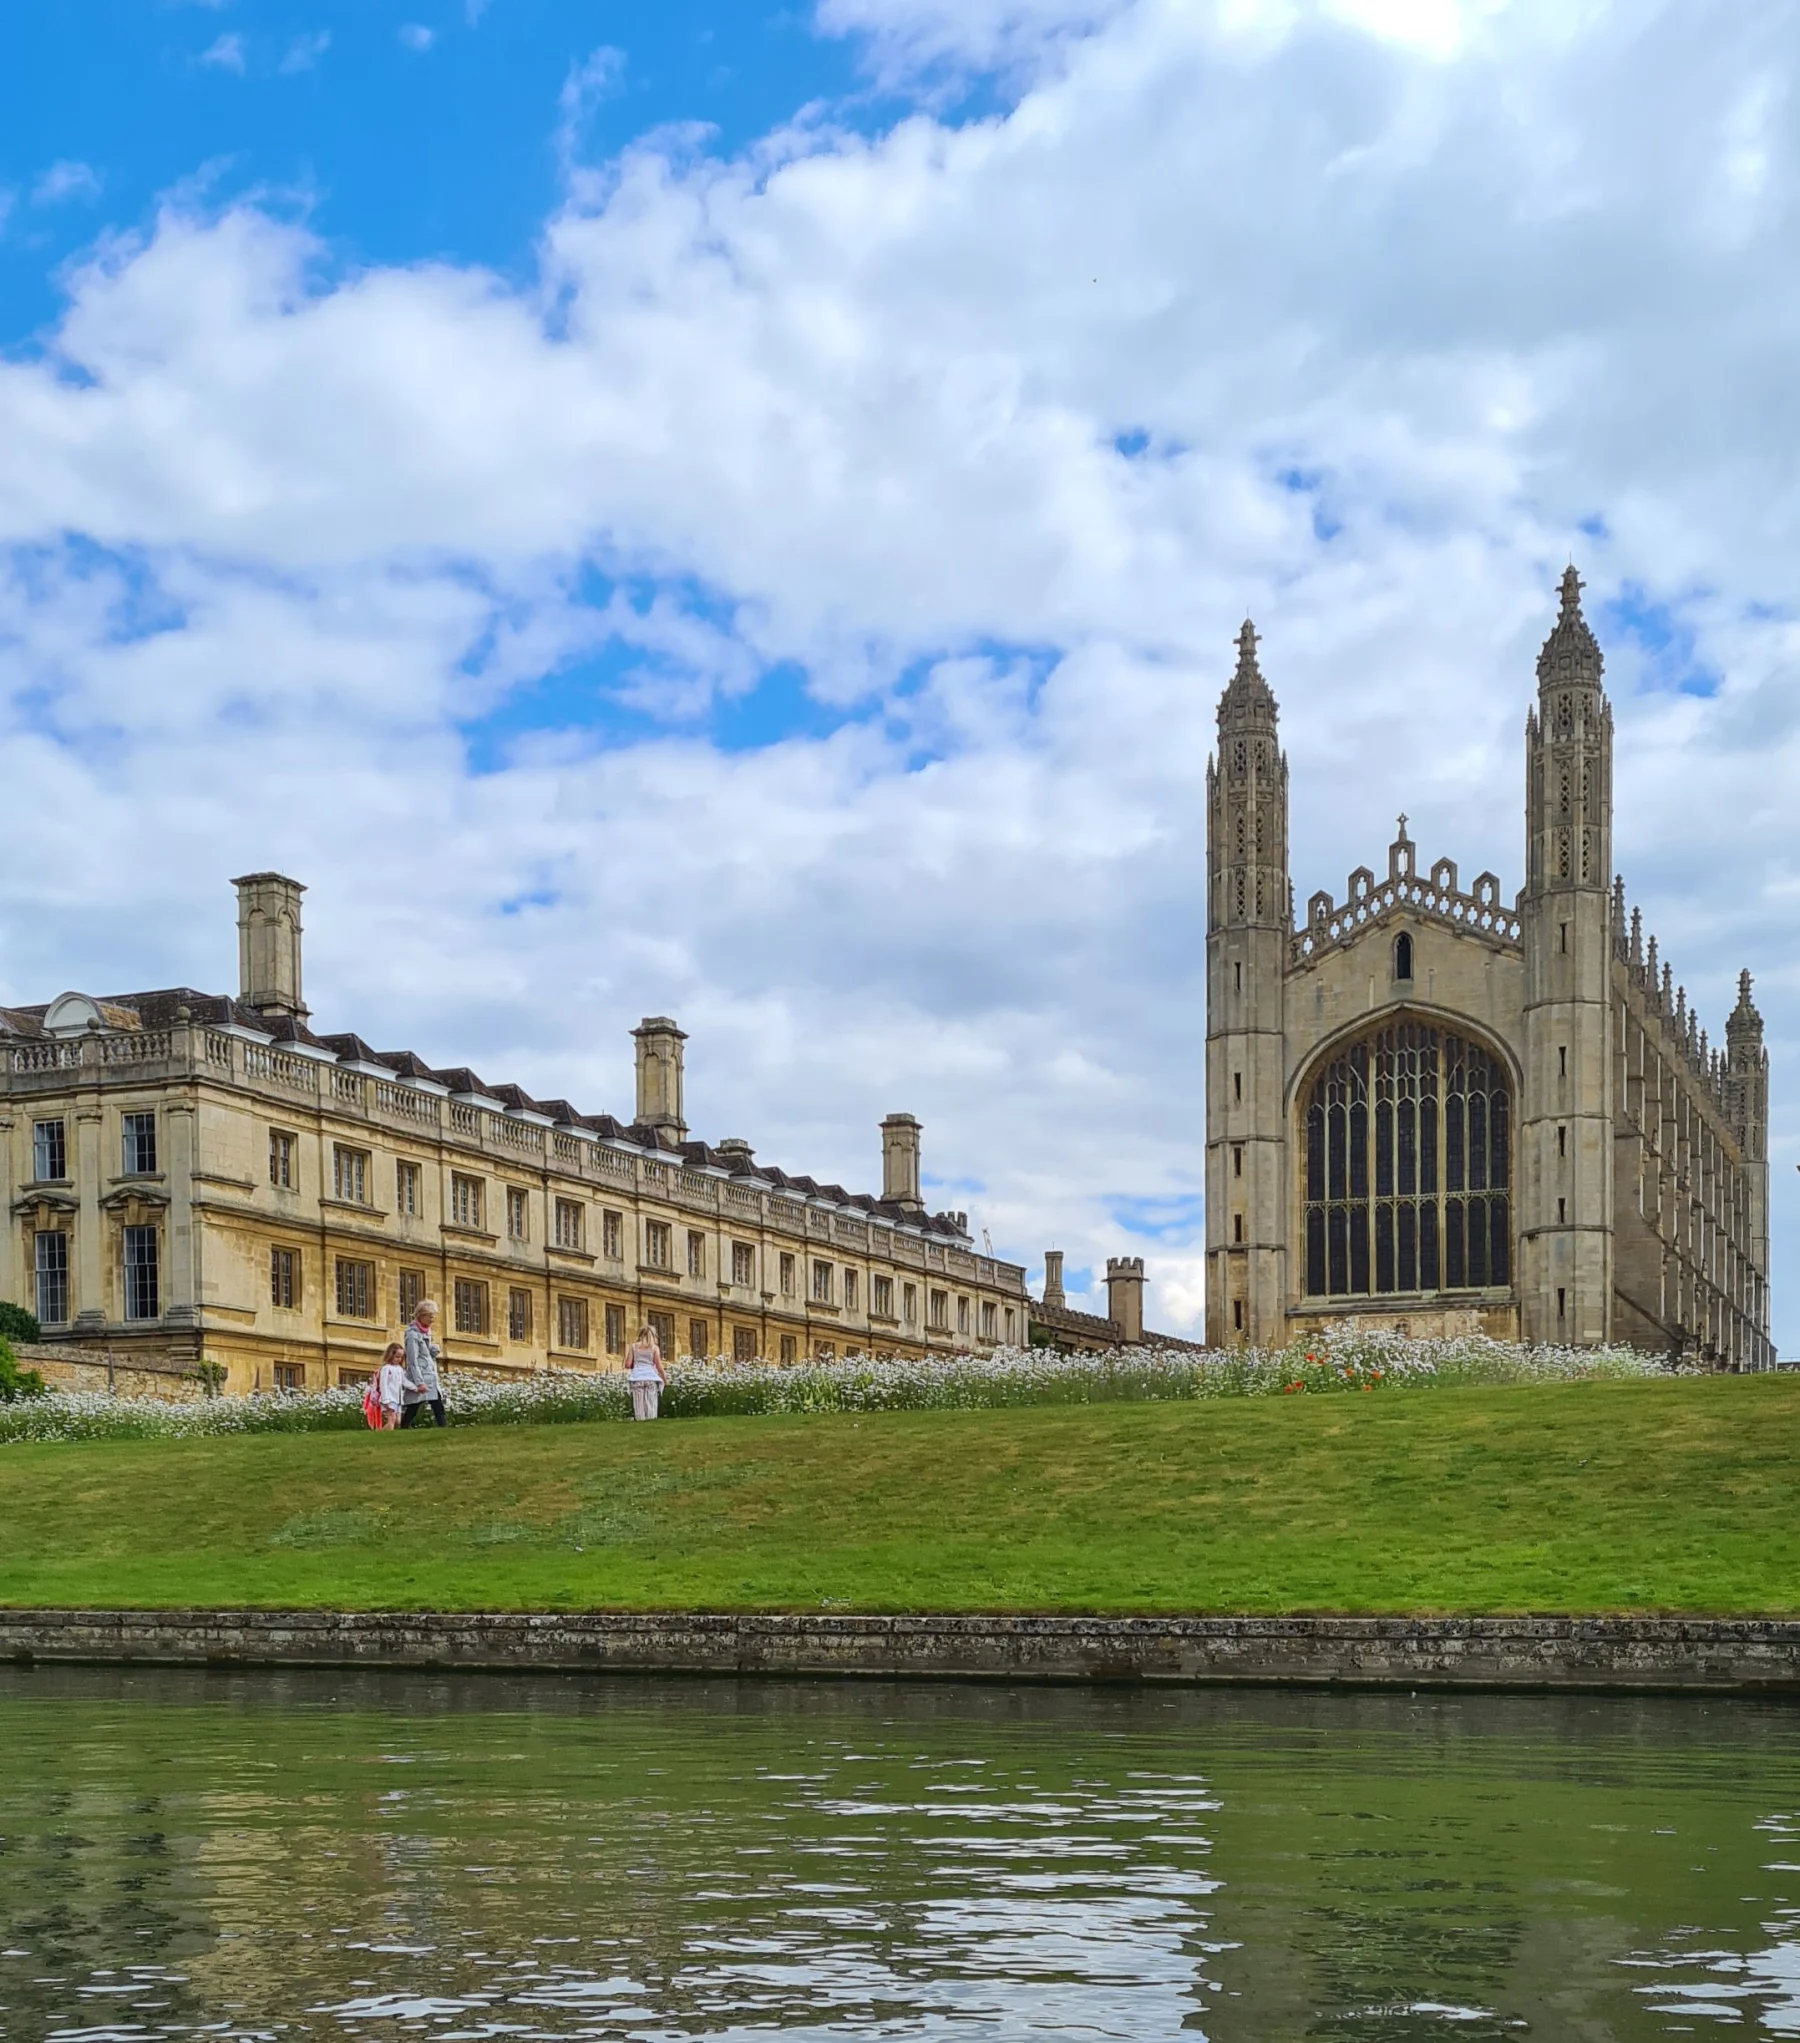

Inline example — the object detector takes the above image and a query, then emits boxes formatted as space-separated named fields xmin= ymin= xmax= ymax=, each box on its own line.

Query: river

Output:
xmin=2 ymin=1667 xmax=1798 ymax=2038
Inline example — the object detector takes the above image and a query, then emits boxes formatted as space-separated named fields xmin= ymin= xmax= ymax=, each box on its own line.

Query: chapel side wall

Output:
xmin=1609 ymin=957 xmax=1770 ymax=1367
xmin=1281 ymin=913 xmax=1527 ymax=1341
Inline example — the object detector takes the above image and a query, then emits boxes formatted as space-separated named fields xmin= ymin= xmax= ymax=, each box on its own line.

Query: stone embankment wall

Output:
xmin=5 ymin=1610 xmax=1800 ymax=1693
xmin=16 ymin=1344 xmax=205 ymax=1402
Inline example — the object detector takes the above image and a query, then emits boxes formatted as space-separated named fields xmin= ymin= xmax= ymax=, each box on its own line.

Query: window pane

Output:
xmin=1469 ymin=1093 xmax=1488 ymax=1192
xmin=34 ymin=1232 xmax=69 ymax=1324
xmin=1375 ymin=1100 xmax=1393 ymax=1198
xmin=1445 ymin=1090 xmax=1465 ymax=1193
xmin=1305 ymin=1209 xmax=1326 ymax=1296
xmin=1489 ymin=1090 xmax=1510 ymax=1191
xmin=1375 ymin=1203 xmax=1394 ymax=1294
xmin=1306 ymin=1104 xmax=1324 ymax=1203
xmin=1468 ymin=1196 xmax=1489 ymax=1288
xmin=1418 ymin=1200 xmax=1439 ymax=1290
xmin=1445 ymin=1198 xmax=1465 ymax=1288
xmin=1348 ymin=1204 xmax=1369 ymax=1295
xmin=1397 ymin=1098 xmax=1416 ymax=1195
xmin=1327 ymin=1206 xmax=1347 ymax=1296
xmin=1348 ymin=1099 xmax=1368 ymax=1201
xmin=1490 ymin=1197 xmax=1510 ymax=1287
xmin=1327 ymin=1101 xmax=1347 ymax=1202
xmin=123 ymin=1226 xmax=159 ymax=1320
xmin=1398 ymin=1200 xmax=1416 ymax=1293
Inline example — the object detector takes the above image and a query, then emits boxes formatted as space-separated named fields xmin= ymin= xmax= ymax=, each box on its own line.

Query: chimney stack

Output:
xmin=880 ymin=1113 xmax=923 ymax=1210
xmin=1042 ymin=1250 xmax=1065 ymax=1310
xmin=1106 ymin=1256 xmax=1145 ymax=1345
xmin=633 ymin=1017 xmax=688 ymax=1139
xmin=233 ymin=873 xmax=309 ymax=1021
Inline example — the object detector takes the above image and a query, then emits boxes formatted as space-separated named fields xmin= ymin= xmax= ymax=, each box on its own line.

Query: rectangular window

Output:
xmin=872 ymin=1275 xmax=893 ymax=1319
xmin=982 ymin=1300 xmax=998 ymax=1341
xmin=779 ymin=1333 xmax=797 ymax=1364
xmin=32 ymin=1119 xmax=66 ymax=1183
xmin=689 ymin=1316 xmax=709 ymax=1360
xmin=270 ymin=1247 xmax=299 ymax=1310
xmin=645 ymin=1220 xmax=672 ymax=1270
xmin=602 ymin=1209 xmax=623 ymax=1259
xmin=450 ymin=1173 xmax=484 ymax=1230
xmin=957 ymin=1295 xmax=970 ymax=1336
xmin=647 ymin=1309 xmax=675 ymax=1353
xmin=1233 ymin=1144 xmax=1243 ymax=1178
xmin=843 ymin=1268 xmax=858 ymax=1312
xmin=812 ymin=1259 xmax=833 ymax=1304
xmin=687 ymin=1230 xmax=706 ymax=1278
xmin=122 ymin=1225 xmax=160 ymax=1320
xmin=398 ymin=1268 xmax=425 ymax=1323
xmin=506 ymin=1187 xmax=529 ymax=1241
xmin=732 ymin=1325 xmax=756 ymax=1363
xmin=554 ymin=1198 xmax=584 ymax=1250
xmin=454 ymin=1278 xmax=489 ymax=1335
xmin=395 ymin=1161 xmax=420 ymax=1216
xmin=604 ymin=1302 xmax=626 ymax=1355
xmin=33 ymin=1231 xmax=69 ymax=1325
xmin=274 ymin=1363 xmax=306 ymax=1394
xmin=122 ymin=1112 xmax=158 ymax=1176
xmin=334 ymin=1258 xmax=374 ymax=1319
xmin=332 ymin=1145 xmax=369 ymax=1205
xmin=557 ymin=1295 xmax=590 ymax=1350
xmin=903 ymin=1282 xmax=918 ymax=1326
xmin=731 ymin=1240 xmax=756 ymax=1287
xmin=928 ymin=1288 xmax=949 ymax=1331
xmin=269 ymin=1129 xmax=295 ymax=1189
xmin=508 ymin=1287 xmax=534 ymax=1342
xmin=780 ymin=1252 xmax=796 ymax=1296
xmin=816 ymin=1341 xmax=836 ymax=1364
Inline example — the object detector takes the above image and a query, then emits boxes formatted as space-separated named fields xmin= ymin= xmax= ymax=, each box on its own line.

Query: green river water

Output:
xmin=1 ymin=1667 xmax=1798 ymax=2038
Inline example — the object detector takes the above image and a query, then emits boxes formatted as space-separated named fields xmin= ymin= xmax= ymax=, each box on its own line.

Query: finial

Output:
xmin=1537 ymin=562 xmax=1603 ymax=691
xmin=1739 ymin=968 xmax=1754 ymax=1003
xmin=1396 ymin=812 xmax=1409 ymax=842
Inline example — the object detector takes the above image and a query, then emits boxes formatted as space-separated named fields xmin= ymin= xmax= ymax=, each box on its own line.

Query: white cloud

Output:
xmin=31 ymin=161 xmax=102 ymax=207
xmin=279 ymin=30 xmax=331 ymax=75
xmin=3 ymin=0 xmax=1800 ymax=1343
xmin=198 ymin=32 xmax=246 ymax=72
xmin=399 ymin=23 xmax=437 ymax=52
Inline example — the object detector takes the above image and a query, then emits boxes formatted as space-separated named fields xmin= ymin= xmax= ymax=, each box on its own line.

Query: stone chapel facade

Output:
xmin=1205 ymin=570 xmax=1773 ymax=1365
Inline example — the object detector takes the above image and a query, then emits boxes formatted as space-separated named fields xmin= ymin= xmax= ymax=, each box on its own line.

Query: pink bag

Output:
xmin=362 ymin=1382 xmax=383 ymax=1430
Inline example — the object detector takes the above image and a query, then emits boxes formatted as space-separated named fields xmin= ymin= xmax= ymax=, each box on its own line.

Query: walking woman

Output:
xmin=624 ymin=1324 xmax=666 ymax=1421
xmin=402 ymin=1298 xmax=447 ymax=1428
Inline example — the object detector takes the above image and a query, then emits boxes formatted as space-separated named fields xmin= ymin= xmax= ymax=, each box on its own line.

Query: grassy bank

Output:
xmin=1 ymin=1375 xmax=1795 ymax=1614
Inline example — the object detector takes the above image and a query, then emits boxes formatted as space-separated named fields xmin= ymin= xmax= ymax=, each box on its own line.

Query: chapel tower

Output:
xmin=1519 ymin=568 xmax=1615 ymax=1343
xmin=1725 ymin=970 xmax=1771 ymax=1337
xmin=1205 ymin=620 xmax=1290 ymax=1346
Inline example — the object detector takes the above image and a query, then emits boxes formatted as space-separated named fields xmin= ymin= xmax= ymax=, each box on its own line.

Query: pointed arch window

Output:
xmin=1393 ymin=933 xmax=1413 ymax=982
xmin=1302 ymin=1023 xmax=1511 ymax=1299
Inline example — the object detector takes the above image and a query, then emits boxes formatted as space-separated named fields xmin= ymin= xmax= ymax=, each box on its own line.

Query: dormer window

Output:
xmin=1394 ymin=932 xmax=1414 ymax=982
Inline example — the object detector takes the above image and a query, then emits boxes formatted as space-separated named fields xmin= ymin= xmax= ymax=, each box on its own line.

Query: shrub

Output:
xmin=0 ymin=1302 xmax=42 ymax=1346
xmin=0 ymin=1336 xmax=45 ymax=1403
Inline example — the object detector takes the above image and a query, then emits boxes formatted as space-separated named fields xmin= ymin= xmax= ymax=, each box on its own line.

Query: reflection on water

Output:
xmin=1 ymin=1671 xmax=1799 ymax=2038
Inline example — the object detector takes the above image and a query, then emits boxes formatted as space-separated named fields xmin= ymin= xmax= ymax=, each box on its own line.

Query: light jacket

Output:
xmin=403 ymin=1322 xmax=443 ymax=1404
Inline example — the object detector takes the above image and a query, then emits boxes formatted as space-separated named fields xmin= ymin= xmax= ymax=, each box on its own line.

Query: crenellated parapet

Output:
xmin=1288 ymin=818 xmax=1520 ymax=969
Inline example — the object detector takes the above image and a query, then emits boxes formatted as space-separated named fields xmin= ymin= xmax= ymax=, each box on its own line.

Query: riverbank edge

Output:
xmin=6 ymin=1610 xmax=1800 ymax=1691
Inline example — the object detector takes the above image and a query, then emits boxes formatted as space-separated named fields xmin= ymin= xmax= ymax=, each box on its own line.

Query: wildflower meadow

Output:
xmin=0 ymin=1324 xmax=1663 ymax=1446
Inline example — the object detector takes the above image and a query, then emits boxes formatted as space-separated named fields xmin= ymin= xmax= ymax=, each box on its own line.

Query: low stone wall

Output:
xmin=16 ymin=1344 xmax=205 ymax=1402
xmin=5 ymin=1610 xmax=1800 ymax=1692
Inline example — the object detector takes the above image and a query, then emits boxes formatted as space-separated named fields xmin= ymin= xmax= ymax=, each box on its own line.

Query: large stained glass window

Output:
xmin=1303 ymin=1023 xmax=1511 ymax=1299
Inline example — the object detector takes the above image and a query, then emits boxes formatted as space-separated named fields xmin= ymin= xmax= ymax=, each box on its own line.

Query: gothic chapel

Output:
xmin=1204 ymin=570 xmax=1772 ymax=1365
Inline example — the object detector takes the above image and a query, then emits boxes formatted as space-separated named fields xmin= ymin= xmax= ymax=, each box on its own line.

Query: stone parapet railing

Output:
xmin=5 ymin=1611 xmax=1800 ymax=1693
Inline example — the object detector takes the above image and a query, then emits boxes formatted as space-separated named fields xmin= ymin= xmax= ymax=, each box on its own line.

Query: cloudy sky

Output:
xmin=1 ymin=0 xmax=1794 ymax=1344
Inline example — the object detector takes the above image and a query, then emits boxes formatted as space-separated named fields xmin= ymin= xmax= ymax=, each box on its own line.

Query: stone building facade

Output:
xmin=1205 ymin=570 xmax=1773 ymax=1364
xmin=1 ymin=878 xmax=1028 ymax=1392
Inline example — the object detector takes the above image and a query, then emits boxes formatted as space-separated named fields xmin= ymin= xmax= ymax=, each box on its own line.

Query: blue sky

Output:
xmin=0 ymin=0 xmax=1795 ymax=1344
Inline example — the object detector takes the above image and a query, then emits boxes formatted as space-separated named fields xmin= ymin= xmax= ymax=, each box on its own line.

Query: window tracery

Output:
xmin=1302 ymin=1023 xmax=1511 ymax=1300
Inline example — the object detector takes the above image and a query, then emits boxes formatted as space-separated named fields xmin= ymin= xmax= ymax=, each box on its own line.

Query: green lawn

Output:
xmin=2 ymin=1376 xmax=1797 ymax=1614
